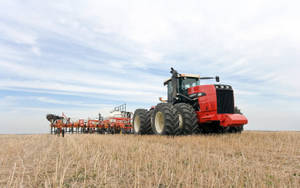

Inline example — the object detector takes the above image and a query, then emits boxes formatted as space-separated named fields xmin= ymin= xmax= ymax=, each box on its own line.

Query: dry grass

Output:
xmin=0 ymin=131 xmax=299 ymax=187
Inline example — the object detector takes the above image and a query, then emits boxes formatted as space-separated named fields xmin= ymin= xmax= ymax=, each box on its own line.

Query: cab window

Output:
xmin=180 ymin=77 xmax=199 ymax=90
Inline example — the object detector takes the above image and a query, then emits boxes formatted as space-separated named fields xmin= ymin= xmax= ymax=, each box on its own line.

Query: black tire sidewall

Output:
xmin=133 ymin=109 xmax=152 ymax=134
xmin=174 ymin=103 xmax=198 ymax=135
xmin=151 ymin=103 xmax=178 ymax=135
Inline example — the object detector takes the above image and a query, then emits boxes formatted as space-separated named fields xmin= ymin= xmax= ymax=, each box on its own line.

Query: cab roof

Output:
xmin=163 ymin=73 xmax=200 ymax=85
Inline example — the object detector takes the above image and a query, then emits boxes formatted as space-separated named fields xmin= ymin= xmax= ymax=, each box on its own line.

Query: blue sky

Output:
xmin=0 ymin=0 xmax=299 ymax=133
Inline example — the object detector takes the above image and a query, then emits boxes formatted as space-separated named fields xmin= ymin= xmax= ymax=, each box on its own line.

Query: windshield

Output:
xmin=166 ymin=77 xmax=200 ymax=102
xmin=180 ymin=77 xmax=200 ymax=90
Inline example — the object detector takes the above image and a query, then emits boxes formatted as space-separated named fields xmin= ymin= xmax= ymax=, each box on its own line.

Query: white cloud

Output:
xmin=0 ymin=22 xmax=37 ymax=45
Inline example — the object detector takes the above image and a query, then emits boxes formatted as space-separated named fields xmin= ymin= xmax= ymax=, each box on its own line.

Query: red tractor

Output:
xmin=133 ymin=68 xmax=248 ymax=135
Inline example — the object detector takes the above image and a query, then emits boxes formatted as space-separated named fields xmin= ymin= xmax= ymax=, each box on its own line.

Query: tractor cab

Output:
xmin=164 ymin=74 xmax=200 ymax=103
xmin=163 ymin=68 xmax=219 ymax=104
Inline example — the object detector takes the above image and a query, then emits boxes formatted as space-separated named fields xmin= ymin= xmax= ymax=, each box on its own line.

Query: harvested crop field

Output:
xmin=0 ymin=131 xmax=299 ymax=187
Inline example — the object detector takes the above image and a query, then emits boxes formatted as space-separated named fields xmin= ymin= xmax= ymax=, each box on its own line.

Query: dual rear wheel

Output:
xmin=132 ymin=109 xmax=152 ymax=134
xmin=133 ymin=103 xmax=198 ymax=135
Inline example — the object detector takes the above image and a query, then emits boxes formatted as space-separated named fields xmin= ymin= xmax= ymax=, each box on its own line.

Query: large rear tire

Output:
xmin=174 ymin=103 xmax=198 ymax=135
xmin=151 ymin=103 xmax=178 ymax=135
xmin=133 ymin=109 xmax=152 ymax=134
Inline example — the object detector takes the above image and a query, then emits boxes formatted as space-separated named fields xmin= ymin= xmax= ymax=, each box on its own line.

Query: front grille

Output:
xmin=216 ymin=88 xmax=234 ymax=114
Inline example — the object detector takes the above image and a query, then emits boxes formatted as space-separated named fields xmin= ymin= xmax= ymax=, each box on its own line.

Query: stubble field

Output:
xmin=0 ymin=131 xmax=299 ymax=187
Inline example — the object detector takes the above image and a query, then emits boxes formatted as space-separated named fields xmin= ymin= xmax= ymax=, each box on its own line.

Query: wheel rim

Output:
xmin=178 ymin=114 xmax=183 ymax=129
xmin=134 ymin=115 xmax=140 ymax=133
xmin=155 ymin=111 xmax=164 ymax=134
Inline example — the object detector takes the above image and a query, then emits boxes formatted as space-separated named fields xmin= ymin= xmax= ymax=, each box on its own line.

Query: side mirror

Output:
xmin=216 ymin=76 xmax=220 ymax=82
